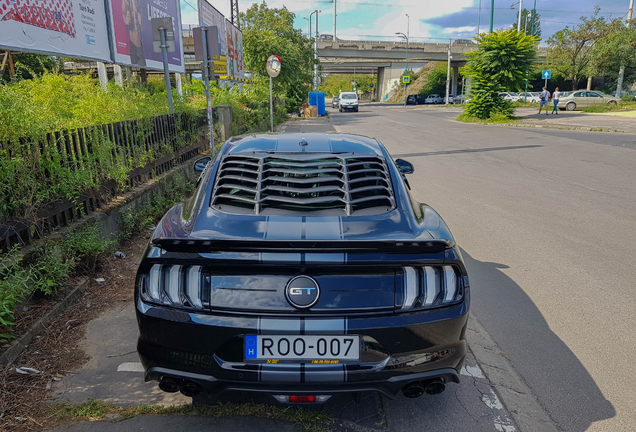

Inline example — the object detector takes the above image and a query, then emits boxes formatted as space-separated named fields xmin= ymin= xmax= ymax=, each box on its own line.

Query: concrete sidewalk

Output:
xmin=514 ymin=107 xmax=636 ymax=133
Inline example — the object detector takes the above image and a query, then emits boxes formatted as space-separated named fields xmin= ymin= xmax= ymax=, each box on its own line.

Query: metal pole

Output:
xmin=446 ymin=39 xmax=451 ymax=104
xmin=616 ymin=0 xmax=634 ymax=98
xmin=404 ymin=14 xmax=409 ymax=107
xmin=159 ymin=27 xmax=174 ymax=114
xmin=314 ymin=10 xmax=319 ymax=91
xmin=201 ymin=27 xmax=213 ymax=154
xmin=489 ymin=0 xmax=494 ymax=32
xmin=269 ymin=76 xmax=274 ymax=132
xmin=333 ymin=0 xmax=337 ymax=40
xmin=403 ymin=37 xmax=409 ymax=106
xmin=517 ymin=0 xmax=523 ymax=31
xmin=530 ymin=0 xmax=536 ymax=36
xmin=478 ymin=0 xmax=482 ymax=34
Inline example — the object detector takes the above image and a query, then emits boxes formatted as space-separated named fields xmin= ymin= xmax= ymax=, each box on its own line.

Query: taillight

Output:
xmin=400 ymin=266 xmax=463 ymax=310
xmin=140 ymin=264 xmax=204 ymax=310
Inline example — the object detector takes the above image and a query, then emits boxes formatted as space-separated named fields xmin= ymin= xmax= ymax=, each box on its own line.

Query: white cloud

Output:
xmin=442 ymin=26 xmax=477 ymax=34
xmin=377 ymin=0 xmax=474 ymax=40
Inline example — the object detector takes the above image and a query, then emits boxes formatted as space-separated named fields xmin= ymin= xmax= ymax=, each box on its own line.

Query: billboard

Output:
xmin=0 ymin=0 xmax=111 ymax=62
xmin=197 ymin=0 xmax=227 ymax=76
xmin=225 ymin=19 xmax=243 ymax=79
xmin=109 ymin=0 xmax=185 ymax=72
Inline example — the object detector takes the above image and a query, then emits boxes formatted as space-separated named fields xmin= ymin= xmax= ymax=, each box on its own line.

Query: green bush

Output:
xmin=418 ymin=64 xmax=448 ymax=97
xmin=23 ymin=242 xmax=74 ymax=296
xmin=465 ymin=30 xmax=538 ymax=119
xmin=621 ymin=93 xmax=634 ymax=102
xmin=0 ymin=248 xmax=32 ymax=342
xmin=63 ymin=225 xmax=115 ymax=272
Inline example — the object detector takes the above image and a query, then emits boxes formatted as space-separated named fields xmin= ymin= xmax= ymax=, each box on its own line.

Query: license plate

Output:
xmin=244 ymin=335 xmax=360 ymax=361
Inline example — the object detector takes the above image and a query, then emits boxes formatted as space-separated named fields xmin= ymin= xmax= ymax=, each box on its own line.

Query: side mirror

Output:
xmin=193 ymin=156 xmax=212 ymax=172
xmin=395 ymin=159 xmax=414 ymax=175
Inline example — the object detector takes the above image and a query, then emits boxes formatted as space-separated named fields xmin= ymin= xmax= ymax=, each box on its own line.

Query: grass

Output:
xmin=456 ymin=113 xmax=520 ymax=124
xmin=47 ymin=399 xmax=335 ymax=431
xmin=581 ymin=101 xmax=636 ymax=113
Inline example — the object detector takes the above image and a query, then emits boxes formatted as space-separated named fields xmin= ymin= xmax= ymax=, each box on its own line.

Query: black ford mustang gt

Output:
xmin=135 ymin=132 xmax=470 ymax=404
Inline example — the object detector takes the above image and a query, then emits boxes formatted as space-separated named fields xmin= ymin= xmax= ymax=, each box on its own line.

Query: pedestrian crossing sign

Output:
xmin=402 ymin=76 xmax=411 ymax=84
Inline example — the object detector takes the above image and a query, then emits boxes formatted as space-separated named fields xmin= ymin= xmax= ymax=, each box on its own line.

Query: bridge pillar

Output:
xmin=376 ymin=67 xmax=385 ymax=102
xmin=452 ymin=66 xmax=459 ymax=96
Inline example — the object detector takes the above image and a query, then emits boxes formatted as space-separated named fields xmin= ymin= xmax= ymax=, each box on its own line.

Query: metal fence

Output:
xmin=0 ymin=110 xmax=209 ymax=252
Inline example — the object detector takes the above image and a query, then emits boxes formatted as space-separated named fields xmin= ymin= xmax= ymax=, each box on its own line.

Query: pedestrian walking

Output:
xmin=538 ymin=87 xmax=551 ymax=115
xmin=551 ymin=87 xmax=561 ymax=114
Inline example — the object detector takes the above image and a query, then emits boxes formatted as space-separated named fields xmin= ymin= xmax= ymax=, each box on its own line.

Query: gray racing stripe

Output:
xmin=259 ymin=318 xmax=301 ymax=335
xmin=304 ymin=318 xmax=346 ymax=335
xmin=265 ymin=217 xmax=303 ymax=239
xmin=260 ymin=364 xmax=301 ymax=383
xmin=303 ymin=366 xmax=344 ymax=383
xmin=260 ymin=253 xmax=302 ymax=263
xmin=305 ymin=217 xmax=343 ymax=240
xmin=305 ymin=253 xmax=345 ymax=263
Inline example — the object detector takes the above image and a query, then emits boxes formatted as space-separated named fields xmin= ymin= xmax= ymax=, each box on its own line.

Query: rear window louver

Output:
xmin=211 ymin=153 xmax=396 ymax=216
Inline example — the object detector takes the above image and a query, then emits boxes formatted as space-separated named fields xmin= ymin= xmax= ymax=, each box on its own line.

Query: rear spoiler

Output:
xmin=152 ymin=238 xmax=454 ymax=254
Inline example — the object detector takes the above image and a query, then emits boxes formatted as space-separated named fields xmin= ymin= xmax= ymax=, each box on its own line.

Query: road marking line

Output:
xmin=117 ymin=362 xmax=144 ymax=372
xmin=460 ymin=364 xmax=485 ymax=379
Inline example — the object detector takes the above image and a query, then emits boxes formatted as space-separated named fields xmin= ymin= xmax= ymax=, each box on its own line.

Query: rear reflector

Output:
xmin=289 ymin=395 xmax=316 ymax=403
xmin=273 ymin=395 xmax=331 ymax=403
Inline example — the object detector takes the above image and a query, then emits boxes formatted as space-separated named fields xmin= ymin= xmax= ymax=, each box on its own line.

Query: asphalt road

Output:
xmin=322 ymin=105 xmax=636 ymax=432
xmin=52 ymin=107 xmax=636 ymax=432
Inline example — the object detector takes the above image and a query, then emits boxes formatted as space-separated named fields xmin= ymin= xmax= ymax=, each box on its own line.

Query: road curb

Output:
xmin=456 ymin=118 xmax=633 ymax=134
xmin=0 ymin=278 xmax=88 ymax=366
xmin=467 ymin=314 xmax=561 ymax=432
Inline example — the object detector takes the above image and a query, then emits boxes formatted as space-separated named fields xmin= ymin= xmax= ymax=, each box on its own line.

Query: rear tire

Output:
xmin=566 ymin=102 xmax=576 ymax=111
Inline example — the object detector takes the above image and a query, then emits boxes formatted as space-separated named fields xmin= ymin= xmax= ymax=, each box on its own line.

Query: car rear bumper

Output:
xmin=144 ymin=365 xmax=460 ymax=399
xmin=136 ymin=297 xmax=469 ymax=398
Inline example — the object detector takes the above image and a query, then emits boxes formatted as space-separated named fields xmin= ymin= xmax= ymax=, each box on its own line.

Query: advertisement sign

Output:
xmin=225 ymin=19 xmax=243 ymax=79
xmin=0 ymin=0 xmax=111 ymax=61
xmin=109 ymin=0 xmax=184 ymax=72
xmin=197 ymin=0 xmax=226 ymax=61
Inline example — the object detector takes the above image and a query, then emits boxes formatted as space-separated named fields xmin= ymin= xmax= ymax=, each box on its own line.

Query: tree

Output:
xmin=239 ymin=2 xmax=316 ymax=111
xmin=464 ymin=29 xmax=538 ymax=119
xmin=546 ymin=7 xmax=619 ymax=91
xmin=319 ymin=74 xmax=375 ymax=97
xmin=418 ymin=63 xmax=447 ymax=97
xmin=512 ymin=8 xmax=541 ymax=38
xmin=1 ymin=53 xmax=58 ymax=82
xmin=590 ymin=20 xmax=636 ymax=88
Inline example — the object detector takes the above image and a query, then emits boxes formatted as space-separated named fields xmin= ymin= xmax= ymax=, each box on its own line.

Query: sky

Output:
xmin=180 ymin=0 xmax=631 ymax=42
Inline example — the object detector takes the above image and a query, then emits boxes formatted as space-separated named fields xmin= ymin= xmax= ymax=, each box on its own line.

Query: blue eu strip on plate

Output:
xmin=245 ymin=335 xmax=257 ymax=359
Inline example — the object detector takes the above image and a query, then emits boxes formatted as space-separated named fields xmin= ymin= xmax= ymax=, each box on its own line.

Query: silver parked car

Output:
xmin=425 ymin=94 xmax=444 ymax=104
xmin=556 ymin=90 xmax=621 ymax=111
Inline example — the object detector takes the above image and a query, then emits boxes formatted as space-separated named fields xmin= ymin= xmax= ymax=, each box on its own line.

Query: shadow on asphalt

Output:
xmin=392 ymin=144 xmax=543 ymax=158
xmin=461 ymin=250 xmax=615 ymax=431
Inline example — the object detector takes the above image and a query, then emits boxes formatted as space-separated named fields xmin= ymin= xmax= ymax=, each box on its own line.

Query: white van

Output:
xmin=339 ymin=91 xmax=359 ymax=112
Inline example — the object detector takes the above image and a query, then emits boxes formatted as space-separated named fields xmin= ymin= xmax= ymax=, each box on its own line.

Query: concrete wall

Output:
xmin=379 ymin=62 xmax=427 ymax=102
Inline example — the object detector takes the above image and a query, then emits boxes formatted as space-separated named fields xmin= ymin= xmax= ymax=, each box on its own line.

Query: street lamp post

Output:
xmin=310 ymin=10 xmax=321 ymax=91
xmin=396 ymin=30 xmax=409 ymax=106
xmin=303 ymin=17 xmax=310 ymax=38
xmin=445 ymin=39 xmax=451 ymax=105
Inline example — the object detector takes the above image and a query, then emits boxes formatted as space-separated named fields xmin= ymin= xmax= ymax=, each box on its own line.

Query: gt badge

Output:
xmin=285 ymin=276 xmax=320 ymax=309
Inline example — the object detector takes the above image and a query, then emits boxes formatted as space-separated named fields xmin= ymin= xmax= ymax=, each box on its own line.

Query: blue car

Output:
xmin=135 ymin=132 xmax=470 ymax=404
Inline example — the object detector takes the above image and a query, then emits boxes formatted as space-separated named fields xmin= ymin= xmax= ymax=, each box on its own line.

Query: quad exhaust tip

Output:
xmin=158 ymin=377 xmax=202 ymax=397
xmin=402 ymin=379 xmax=446 ymax=398
xmin=158 ymin=377 xmax=181 ymax=393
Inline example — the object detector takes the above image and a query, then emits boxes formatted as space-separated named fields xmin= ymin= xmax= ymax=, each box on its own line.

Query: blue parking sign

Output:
xmin=245 ymin=335 xmax=257 ymax=358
